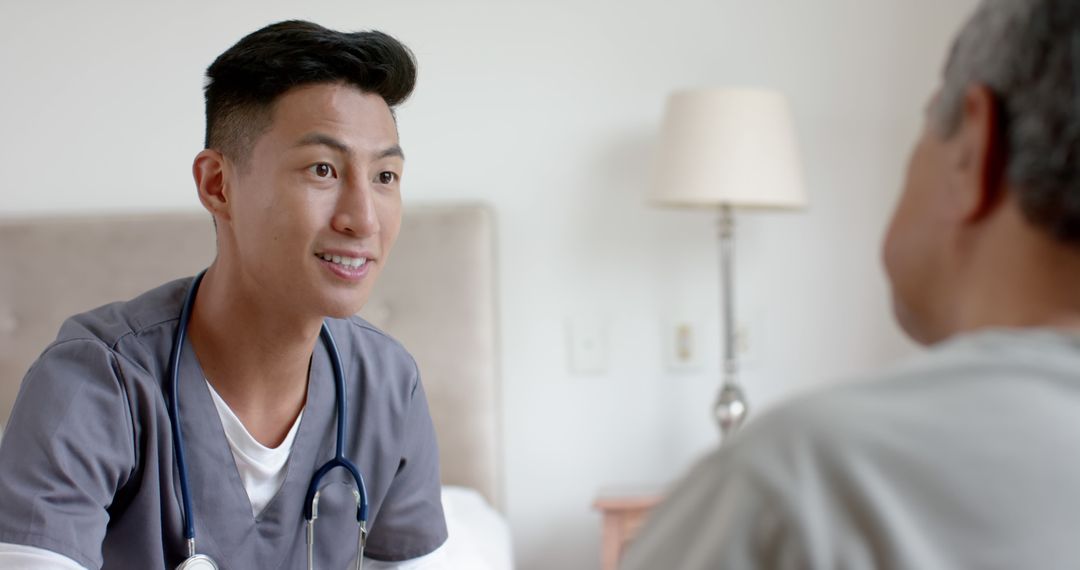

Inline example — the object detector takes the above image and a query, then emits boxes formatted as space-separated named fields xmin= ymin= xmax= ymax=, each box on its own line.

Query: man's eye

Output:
xmin=378 ymin=171 xmax=398 ymax=184
xmin=310 ymin=163 xmax=335 ymax=178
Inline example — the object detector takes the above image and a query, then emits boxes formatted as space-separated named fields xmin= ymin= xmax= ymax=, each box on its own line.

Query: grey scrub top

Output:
xmin=0 ymin=277 xmax=448 ymax=569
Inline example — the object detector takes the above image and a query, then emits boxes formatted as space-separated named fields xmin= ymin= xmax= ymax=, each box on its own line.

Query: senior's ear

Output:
xmin=948 ymin=84 xmax=1007 ymax=224
xmin=193 ymin=149 xmax=233 ymax=222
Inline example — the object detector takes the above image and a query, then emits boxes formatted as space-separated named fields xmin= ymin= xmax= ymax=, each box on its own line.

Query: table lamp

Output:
xmin=649 ymin=88 xmax=807 ymax=438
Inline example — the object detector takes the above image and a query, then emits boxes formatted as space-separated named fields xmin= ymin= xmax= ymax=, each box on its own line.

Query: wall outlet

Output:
xmin=664 ymin=319 xmax=704 ymax=372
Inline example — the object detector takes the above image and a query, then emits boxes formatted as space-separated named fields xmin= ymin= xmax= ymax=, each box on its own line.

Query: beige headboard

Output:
xmin=0 ymin=204 xmax=502 ymax=508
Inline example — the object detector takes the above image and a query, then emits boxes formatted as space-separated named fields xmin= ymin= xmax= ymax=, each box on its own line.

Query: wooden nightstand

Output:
xmin=593 ymin=492 xmax=663 ymax=570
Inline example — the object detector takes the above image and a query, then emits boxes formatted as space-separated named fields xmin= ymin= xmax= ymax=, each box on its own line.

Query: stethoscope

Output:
xmin=167 ymin=270 xmax=369 ymax=570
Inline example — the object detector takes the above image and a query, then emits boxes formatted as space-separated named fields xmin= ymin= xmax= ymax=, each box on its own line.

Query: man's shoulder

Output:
xmin=54 ymin=277 xmax=191 ymax=351
xmin=332 ymin=315 xmax=414 ymax=362
xmin=327 ymin=315 xmax=422 ymax=394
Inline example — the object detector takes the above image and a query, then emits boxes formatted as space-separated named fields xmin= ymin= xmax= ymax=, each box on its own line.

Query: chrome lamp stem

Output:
xmin=714 ymin=204 xmax=748 ymax=438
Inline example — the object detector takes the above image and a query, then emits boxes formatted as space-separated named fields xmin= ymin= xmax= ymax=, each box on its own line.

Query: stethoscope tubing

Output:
xmin=166 ymin=269 xmax=369 ymax=561
xmin=304 ymin=324 xmax=369 ymax=523
xmin=168 ymin=270 xmax=205 ymax=542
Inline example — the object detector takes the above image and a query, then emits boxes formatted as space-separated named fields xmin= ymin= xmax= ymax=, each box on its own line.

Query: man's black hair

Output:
xmin=203 ymin=20 xmax=417 ymax=163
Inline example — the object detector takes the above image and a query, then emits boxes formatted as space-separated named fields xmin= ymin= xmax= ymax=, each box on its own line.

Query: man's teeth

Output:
xmin=317 ymin=253 xmax=368 ymax=268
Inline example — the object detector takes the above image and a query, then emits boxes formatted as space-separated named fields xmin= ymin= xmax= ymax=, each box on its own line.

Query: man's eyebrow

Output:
xmin=294 ymin=133 xmax=350 ymax=154
xmin=293 ymin=134 xmax=404 ymax=161
xmin=378 ymin=145 xmax=405 ymax=161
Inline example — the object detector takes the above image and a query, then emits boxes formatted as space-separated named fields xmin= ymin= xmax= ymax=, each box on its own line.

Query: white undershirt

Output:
xmin=205 ymin=380 xmax=300 ymax=517
xmin=0 ymin=382 xmax=448 ymax=569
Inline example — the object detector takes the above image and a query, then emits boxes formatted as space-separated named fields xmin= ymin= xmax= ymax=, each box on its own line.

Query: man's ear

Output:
xmin=193 ymin=149 xmax=233 ymax=222
xmin=949 ymin=84 xmax=1007 ymax=223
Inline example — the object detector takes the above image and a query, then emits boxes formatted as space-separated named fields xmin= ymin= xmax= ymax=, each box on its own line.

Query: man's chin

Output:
xmin=324 ymin=304 xmax=365 ymax=320
xmin=316 ymin=294 xmax=369 ymax=320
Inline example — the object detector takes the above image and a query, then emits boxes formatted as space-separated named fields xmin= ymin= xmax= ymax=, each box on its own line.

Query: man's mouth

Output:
xmin=315 ymin=252 xmax=369 ymax=269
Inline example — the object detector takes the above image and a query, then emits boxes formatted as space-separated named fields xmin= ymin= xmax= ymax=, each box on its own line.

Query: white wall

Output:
xmin=0 ymin=1 xmax=979 ymax=568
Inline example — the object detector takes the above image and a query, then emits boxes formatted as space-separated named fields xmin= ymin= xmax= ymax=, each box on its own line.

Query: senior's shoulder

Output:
xmin=730 ymin=360 xmax=941 ymax=451
xmin=721 ymin=333 xmax=1028 ymax=474
xmin=702 ymin=377 xmax=920 ymax=507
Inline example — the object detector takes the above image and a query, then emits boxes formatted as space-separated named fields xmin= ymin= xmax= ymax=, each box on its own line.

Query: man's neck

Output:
xmin=187 ymin=263 xmax=321 ymax=447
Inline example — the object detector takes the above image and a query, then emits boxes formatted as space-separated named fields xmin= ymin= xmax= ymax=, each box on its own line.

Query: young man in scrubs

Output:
xmin=0 ymin=21 xmax=448 ymax=569
xmin=625 ymin=0 xmax=1080 ymax=568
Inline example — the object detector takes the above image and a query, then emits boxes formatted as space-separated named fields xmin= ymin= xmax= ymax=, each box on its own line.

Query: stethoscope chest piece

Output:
xmin=176 ymin=554 xmax=219 ymax=570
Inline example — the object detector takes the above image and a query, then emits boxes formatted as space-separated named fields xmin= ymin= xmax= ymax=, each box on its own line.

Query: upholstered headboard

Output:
xmin=0 ymin=204 xmax=502 ymax=508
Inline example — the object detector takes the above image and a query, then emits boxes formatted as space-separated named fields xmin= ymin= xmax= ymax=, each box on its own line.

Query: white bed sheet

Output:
xmin=441 ymin=486 xmax=513 ymax=570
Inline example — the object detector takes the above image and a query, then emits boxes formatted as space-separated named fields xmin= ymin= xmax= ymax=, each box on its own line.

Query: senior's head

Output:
xmin=884 ymin=0 xmax=1080 ymax=344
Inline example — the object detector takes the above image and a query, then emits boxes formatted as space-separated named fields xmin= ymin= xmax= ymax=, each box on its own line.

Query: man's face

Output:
xmin=223 ymin=82 xmax=403 ymax=319
xmin=882 ymin=94 xmax=956 ymax=344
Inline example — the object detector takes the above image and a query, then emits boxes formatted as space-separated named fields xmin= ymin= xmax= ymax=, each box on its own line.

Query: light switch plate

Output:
xmin=567 ymin=316 xmax=607 ymax=375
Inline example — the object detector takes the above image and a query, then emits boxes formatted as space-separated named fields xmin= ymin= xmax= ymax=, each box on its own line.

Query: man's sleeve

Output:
xmin=0 ymin=340 xmax=135 ymax=570
xmin=364 ymin=369 xmax=449 ymax=561
xmin=361 ymin=542 xmax=450 ymax=569
xmin=621 ymin=443 xmax=799 ymax=570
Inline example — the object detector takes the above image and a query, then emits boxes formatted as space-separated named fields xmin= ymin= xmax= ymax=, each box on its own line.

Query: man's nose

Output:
xmin=331 ymin=176 xmax=380 ymax=237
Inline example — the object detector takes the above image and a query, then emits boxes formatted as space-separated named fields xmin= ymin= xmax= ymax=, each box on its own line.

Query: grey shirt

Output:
xmin=0 ymin=277 xmax=447 ymax=569
xmin=624 ymin=329 xmax=1080 ymax=570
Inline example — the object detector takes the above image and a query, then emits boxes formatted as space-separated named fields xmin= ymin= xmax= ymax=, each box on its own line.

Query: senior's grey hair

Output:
xmin=936 ymin=0 xmax=1080 ymax=243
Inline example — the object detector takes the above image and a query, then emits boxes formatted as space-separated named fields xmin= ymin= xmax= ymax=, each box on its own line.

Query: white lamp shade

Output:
xmin=650 ymin=88 xmax=808 ymax=209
